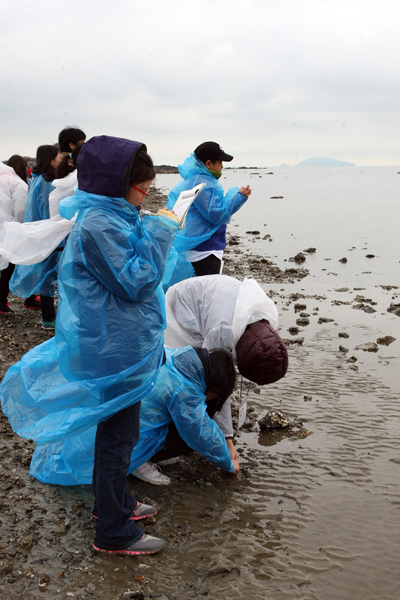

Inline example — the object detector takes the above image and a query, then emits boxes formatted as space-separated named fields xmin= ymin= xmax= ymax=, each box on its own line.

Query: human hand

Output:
xmin=161 ymin=206 xmax=177 ymax=216
xmin=239 ymin=185 xmax=252 ymax=198
xmin=227 ymin=438 xmax=239 ymax=463
xmin=232 ymin=458 xmax=240 ymax=474
xmin=156 ymin=207 xmax=179 ymax=223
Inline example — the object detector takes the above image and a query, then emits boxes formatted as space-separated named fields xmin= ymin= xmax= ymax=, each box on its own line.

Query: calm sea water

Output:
xmin=157 ymin=165 xmax=400 ymax=285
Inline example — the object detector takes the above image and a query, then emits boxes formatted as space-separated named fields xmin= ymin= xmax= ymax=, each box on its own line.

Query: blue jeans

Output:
xmin=93 ymin=401 xmax=143 ymax=549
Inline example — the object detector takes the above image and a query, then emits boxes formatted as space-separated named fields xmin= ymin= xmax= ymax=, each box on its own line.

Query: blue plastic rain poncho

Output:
xmin=1 ymin=135 xmax=178 ymax=452
xmin=10 ymin=173 xmax=60 ymax=297
xmin=27 ymin=346 xmax=234 ymax=485
xmin=163 ymin=153 xmax=248 ymax=289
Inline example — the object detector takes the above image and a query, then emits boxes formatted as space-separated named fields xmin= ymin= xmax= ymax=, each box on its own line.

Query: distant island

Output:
xmin=296 ymin=157 xmax=355 ymax=167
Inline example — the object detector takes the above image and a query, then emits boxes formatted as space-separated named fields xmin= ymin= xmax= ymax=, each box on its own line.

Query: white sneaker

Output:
xmin=131 ymin=461 xmax=171 ymax=486
xmin=156 ymin=457 xmax=181 ymax=466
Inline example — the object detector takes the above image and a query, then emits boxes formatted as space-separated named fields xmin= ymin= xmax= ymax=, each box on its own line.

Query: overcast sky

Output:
xmin=1 ymin=0 xmax=399 ymax=166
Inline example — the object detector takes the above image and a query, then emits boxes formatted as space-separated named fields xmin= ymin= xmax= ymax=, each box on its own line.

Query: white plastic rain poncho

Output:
xmin=0 ymin=161 xmax=28 ymax=225
xmin=164 ymin=275 xmax=279 ymax=437
xmin=1 ymin=136 xmax=178 ymax=452
xmin=9 ymin=173 xmax=60 ymax=297
xmin=0 ymin=161 xmax=28 ymax=269
xmin=0 ymin=172 xmax=77 ymax=268
xmin=164 ymin=275 xmax=279 ymax=360
xmin=163 ymin=153 xmax=248 ymax=289
xmin=27 ymin=346 xmax=234 ymax=485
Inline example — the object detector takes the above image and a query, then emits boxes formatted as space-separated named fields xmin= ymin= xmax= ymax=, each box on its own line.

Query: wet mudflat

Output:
xmin=1 ymin=180 xmax=400 ymax=599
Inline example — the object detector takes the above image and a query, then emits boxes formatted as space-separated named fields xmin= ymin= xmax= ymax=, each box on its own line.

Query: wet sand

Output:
xmin=0 ymin=187 xmax=399 ymax=599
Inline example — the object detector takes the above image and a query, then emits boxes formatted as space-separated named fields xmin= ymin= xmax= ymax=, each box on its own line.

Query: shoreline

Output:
xmin=0 ymin=185 xmax=309 ymax=598
xmin=1 ymin=185 xmax=399 ymax=599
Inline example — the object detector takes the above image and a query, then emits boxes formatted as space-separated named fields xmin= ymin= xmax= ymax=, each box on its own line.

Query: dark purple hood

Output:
xmin=77 ymin=135 xmax=145 ymax=198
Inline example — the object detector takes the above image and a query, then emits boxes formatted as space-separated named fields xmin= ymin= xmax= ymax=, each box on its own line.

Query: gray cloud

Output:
xmin=1 ymin=0 xmax=399 ymax=165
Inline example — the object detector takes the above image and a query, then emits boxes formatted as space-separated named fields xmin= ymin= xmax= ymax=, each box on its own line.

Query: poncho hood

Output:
xmin=0 ymin=161 xmax=15 ymax=176
xmin=178 ymin=152 xmax=217 ymax=181
xmin=77 ymin=135 xmax=145 ymax=199
xmin=236 ymin=319 xmax=289 ymax=385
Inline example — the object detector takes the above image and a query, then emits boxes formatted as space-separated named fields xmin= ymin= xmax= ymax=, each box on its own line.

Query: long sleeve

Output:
xmin=194 ymin=186 xmax=247 ymax=226
xmin=10 ymin=177 xmax=28 ymax=223
xmin=78 ymin=210 xmax=178 ymax=302
xmin=167 ymin=387 xmax=234 ymax=472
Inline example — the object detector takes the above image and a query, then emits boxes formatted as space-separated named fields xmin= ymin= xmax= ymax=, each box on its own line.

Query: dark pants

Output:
xmin=93 ymin=401 xmax=143 ymax=550
xmin=152 ymin=397 xmax=220 ymax=463
xmin=152 ymin=423 xmax=193 ymax=463
xmin=0 ymin=263 xmax=15 ymax=303
xmin=192 ymin=254 xmax=221 ymax=277
xmin=40 ymin=295 xmax=56 ymax=322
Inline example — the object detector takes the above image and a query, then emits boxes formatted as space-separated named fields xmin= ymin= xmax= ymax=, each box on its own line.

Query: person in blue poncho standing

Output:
xmin=164 ymin=141 xmax=251 ymax=287
xmin=10 ymin=144 xmax=62 ymax=325
xmin=1 ymin=135 xmax=179 ymax=556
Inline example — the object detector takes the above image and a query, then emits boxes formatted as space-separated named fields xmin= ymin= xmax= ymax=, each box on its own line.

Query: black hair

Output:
xmin=32 ymin=145 xmax=59 ymax=181
xmin=58 ymin=126 xmax=86 ymax=153
xmin=57 ymin=140 xmax=85 ymax=179
xmin=123 ymin=146 xmax=156 ymax=199
xmin=205 ymin=350 xmax=236 ymax=418
xmin=7 ymin=155 xmax=28 ymax=184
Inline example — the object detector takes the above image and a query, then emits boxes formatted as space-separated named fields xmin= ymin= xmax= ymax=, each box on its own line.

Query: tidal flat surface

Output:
xmin=0 ymin=172 xmax=399 ymax=599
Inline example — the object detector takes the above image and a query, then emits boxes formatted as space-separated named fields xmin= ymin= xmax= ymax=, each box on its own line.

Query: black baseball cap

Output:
xmin=194 ymin=141 xmax=234 ymax=164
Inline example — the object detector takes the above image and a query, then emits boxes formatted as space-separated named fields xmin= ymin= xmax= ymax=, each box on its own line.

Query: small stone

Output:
xmin=338 ymin=332 xmax=349 ymax=338
xmin=339 ymin=257 xmax=348 ymax=263
xmin=387 ymin=303 xmax=400 ymax=316
xmin=303 ymin=247 xmax=316 ymax=253
xmin=347 ymin=356 xmax=357 ymax=363
xmin=364 ymin=306 xmax=376 ymax=314
xmin=288 ymin=326 xmax=299 ymax=335
xmin=355 ymin=342 xmax=379 ymax=352
xmin=259 ymin=410 xmax=291 ymax=431
xmin=339 ymin=346 xmax=349 ymax=353
xmin=55 ymin=524 xmax=68 ymax=535
xmin=38 ymin=573 xmax=50 ymax=587
xmin=318 ymin=317 xmax=334 ymax=324
xmin=296 ymin=317 xmax=310 ymax=326
xmin=377 ymin=336 xmax=396 ymax=346
xmin=290 ymin=253 xmax=306 ymax=264
xmin=283 ymin=337 xmax=304 ymax=346
xmin=303 ymin=395 xmax=312 ymax=402
xmin=294 ymin=303 xmax=307 ymax=312
xmin=61 ymin=552 xmax=74 ymax=563
xmin=365 ymin=254 xmax=375 ymax=258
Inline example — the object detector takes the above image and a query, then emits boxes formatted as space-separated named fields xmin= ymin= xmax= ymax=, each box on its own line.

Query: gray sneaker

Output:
xmin=92 ymin=501 xmax=158 ymax=521
xmin=93 ymin=534 xmax=165 ymax=555
xmin=131 ymin=501 xmax=158 ymax=520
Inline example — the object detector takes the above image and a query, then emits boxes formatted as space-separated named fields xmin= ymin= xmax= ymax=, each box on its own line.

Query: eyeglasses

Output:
xmin=131 ymin=184 xmax=149 ymax=196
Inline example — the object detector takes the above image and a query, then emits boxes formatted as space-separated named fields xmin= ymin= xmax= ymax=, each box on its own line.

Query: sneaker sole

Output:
xmin=132 ymin=507 xmax=158 ymax=520
xmin=92 ymin=507 xmax=158 ymax=521
xmin=92 ymin=541 xmax=164 ymax=555
xmin=132 ymin=476 xmax=171 ymax=486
